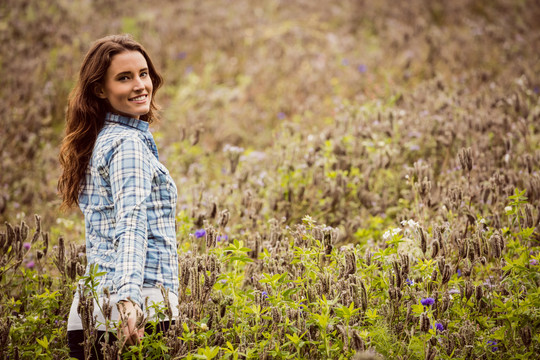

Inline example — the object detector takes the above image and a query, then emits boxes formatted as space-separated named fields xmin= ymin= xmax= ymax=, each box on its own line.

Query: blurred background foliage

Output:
xmin=1 ymin=0 xmax=539 ymax=235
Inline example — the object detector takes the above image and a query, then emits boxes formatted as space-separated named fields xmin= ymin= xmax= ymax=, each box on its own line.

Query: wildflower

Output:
xmin=400 ymin=219 xmax=419 ymax=228
xmin=217 ymin=235 xmax=228 ymax=242
xmin=194 ymin=229 xmax=206 ymax=239
xmin=26 ymin=261 xmax=35 ymax=269
xmin=530 ymin=259 xmax=538 ymax=266
xmin=223 ymin=144 xmax=244 ymax=154
xmin=421 ymin=298 xmax=435 ymax=306
xmin=457 ymin=269 xmax=462 ymax=278
xmin=357 ymin=64 xmax=367 ymax=73
xmin=487 ymin=340 xmax=498 ymax=352
xmin=504 ymin=206 xmax=512 ymax=214
xmin=405 ymin=279 xmax=414 ymax=286
xmin=277 ymin=112 xmax=286 ymax=120
xmin=262 ymin=291 xmax=269 ymax=299
xmin=176 ymin=51 xmax=187 ymax=60
xmin=200 ymin=323 xmax=208 ymax=331
xmin=382 ymin=228 xmax=401 ymax=240
xmin=448 ymin=288 xmax=460 ymax=295
xmin=409 ymin=144 xmax=420 ymax=151
xmin=434 ymin=323 xmax=444 ymax=332
xmin=23 ymin=242 xmax=31 ymax=250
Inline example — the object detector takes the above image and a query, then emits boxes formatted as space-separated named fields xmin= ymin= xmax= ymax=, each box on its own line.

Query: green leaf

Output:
xmin=36 ymin=336 xmax=49 ymax=350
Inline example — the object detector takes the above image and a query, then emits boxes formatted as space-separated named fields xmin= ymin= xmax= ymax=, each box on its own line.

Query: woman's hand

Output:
xmin=117 ymin=300 xmax=145 ymax=345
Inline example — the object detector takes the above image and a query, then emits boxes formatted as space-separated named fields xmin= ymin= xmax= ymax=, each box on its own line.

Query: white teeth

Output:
xmin=130 ymin=95 xmax=146 ymax=101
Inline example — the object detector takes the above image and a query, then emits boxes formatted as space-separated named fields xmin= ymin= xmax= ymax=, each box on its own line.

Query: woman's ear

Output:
xmin=94 ymin=84 xmax=107 ymax=99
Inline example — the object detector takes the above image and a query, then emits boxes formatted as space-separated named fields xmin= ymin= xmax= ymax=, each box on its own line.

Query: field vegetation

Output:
xmin=1 ymin=0 xmax=539 ymax=359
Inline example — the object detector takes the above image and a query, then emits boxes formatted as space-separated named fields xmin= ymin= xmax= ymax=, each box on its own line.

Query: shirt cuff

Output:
xmin=116 ymin=283 xmax=143 ymax=308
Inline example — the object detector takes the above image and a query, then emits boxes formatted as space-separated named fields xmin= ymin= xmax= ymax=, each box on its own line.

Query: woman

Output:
xmin=58 ymin=34 xmax=179 ymax=359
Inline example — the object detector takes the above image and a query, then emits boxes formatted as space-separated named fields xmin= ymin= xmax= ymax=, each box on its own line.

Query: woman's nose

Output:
xmin=133 ymin=76 xmax=145 ymax=90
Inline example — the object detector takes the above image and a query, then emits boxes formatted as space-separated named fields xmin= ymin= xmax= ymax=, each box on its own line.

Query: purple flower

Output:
xmin=357 ymin=64 xmax=367 ymax=73
xmin=405 ymin=279 xmax=414 ymax=286
xmin=26 ymin=261 xmax=35 ymax=269
xmin=277 ymin=112 xmax=286 ymax=120
xmin=530 ymin=259 xmax=538 ymax=266
xmin=487 ymin=340 xmax=498 ymax=351
xmin=434 ymin=323 xmax=444 ymax=332
xmin=262 ymin=291 xmax=269 ymax=299
xmin=409 ymin=144 xmax=420 ymax=151
xmin=23 ymin=242 xmax=31 ymax=250
xmin=176 ymin=51 xmax=187 ymax=60
xmin=457 ymin=269 xmax=462 ymax=278
xmin=421 ymin=298 xmax=435 ymax=306
xmin=194 ymin=229 xmax=206 ymax=239
xmin=218 ymin=235 xmax=228 ymax=242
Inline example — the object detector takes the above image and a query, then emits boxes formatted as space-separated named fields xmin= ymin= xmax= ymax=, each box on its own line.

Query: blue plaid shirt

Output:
xmin=78 ymin=113 xmax=179 ymax=307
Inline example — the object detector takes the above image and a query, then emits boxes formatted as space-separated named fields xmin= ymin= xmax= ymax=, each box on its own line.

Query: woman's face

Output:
xmin=96 ymin=51 xmax=153 ymax=119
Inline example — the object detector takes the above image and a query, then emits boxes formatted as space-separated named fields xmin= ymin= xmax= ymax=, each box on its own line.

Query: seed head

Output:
xmin=420 ymin=227 xmax=427 ymax=255
xmin=350 ymin=329 xmax=365 ymax=351
xmin=431 ymin=240 xmax=439 ymax=259
xmin=458 ymin=147 xmax=473 ymax=172
xmin=420 ymin=312 xmax=430 ymax=332
xmin=441 ymin=264 xmax=452 ymax=285
xmin=430 ymin=269 xmax=438 ymax=282
xmin=364 ymin=251 xmax=372 ymax=267
xmin=463 ymin=282 xmax=473 ymax=301
xmin=520 ymin=325 xmax=532 ymax=348
xmin=475 ymin=285 xmax=483 ymax=301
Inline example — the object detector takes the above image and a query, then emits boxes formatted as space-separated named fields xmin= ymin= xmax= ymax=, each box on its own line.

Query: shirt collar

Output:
xmin=105 ymin=112 xmax=149 ymax=132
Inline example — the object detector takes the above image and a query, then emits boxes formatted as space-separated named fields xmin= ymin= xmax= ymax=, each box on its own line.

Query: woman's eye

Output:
xmin=140 ymin=71 xmax=148 ymax=77
xmin=118 ymin=76 xmax=130 ymax=81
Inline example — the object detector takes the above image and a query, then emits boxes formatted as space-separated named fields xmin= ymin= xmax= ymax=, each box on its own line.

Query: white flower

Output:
xmin=223 ymin=144 xmax=244 ymax=154
xmin=400 ymin=219 xmax=419 ymax=228
xmin=383 ymin=227 xmax=401 ymax=240
xmin=504 ymin=206 xmax=512 ymax=214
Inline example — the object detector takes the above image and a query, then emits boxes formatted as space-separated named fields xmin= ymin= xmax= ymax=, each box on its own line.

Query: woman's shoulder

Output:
xmin=94 ymin=125 xmax=149 ymax=160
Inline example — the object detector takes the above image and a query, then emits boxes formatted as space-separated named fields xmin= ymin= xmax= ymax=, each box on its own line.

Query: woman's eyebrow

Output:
xmin=115 ymin=70 xmax=133 ymax=77
xmin=115 ymin=68 xmax=148 ymax=77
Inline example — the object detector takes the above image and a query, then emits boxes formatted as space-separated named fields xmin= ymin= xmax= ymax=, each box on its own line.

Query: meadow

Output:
xmin=0 ymin=0 xmax=539 ymax=358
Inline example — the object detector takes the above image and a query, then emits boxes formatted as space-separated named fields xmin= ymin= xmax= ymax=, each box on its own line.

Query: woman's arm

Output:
xmin=109 ymin=136 xmax=153 ymax=308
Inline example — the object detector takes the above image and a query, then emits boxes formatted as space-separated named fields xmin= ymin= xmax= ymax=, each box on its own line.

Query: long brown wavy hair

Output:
xmin=58 ymin=34 xmax=163 ymax=210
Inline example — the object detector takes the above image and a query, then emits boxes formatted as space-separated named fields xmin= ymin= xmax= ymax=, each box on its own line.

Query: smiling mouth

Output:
xmin=129 ymin=94 xmax=148 ymax=102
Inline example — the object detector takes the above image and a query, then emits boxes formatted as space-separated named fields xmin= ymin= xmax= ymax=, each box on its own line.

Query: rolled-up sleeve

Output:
xmin=109 ymin=137 xmax=154 ymax=307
